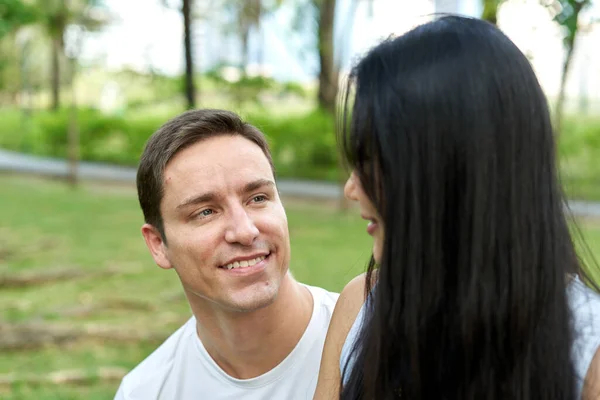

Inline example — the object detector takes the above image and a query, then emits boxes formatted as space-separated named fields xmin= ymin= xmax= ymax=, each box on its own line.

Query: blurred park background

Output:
xmin=0 ymin=0 xmax=599 ymax=398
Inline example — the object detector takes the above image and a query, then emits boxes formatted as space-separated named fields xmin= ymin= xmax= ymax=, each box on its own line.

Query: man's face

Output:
xmin=142 ymin=135 xmax=290 ymax=313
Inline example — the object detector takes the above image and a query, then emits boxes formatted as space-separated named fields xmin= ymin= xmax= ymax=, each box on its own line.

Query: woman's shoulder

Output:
xmin=337 ymin=273 xmax=370 ymax=320
xmin=335 ymin=270 xmax=379 ymax=329
xmin=313 ymin=272 xmax=371 ymax=399
xmin=329 ymin=272 xmax=371 ymax=350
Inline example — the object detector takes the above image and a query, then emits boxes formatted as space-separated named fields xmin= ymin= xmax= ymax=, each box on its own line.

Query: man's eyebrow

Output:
xmin=241 ymin=179 xmax=275 ymax=194
xmin=176 ymin=180 xmax=274 ymax=210
xmin=176 ymin=192 xmax=218 ymax=210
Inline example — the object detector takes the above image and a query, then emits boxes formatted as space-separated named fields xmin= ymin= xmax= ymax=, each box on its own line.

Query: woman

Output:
xmin=314 ymin=15 xmax=600 ymax=400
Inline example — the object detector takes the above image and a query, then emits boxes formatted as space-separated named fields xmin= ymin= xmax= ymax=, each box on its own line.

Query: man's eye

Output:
xmin=252 ymin=195 xmax=266 ymax=203
xmin=199 ymin=209 xmax=213 ymax=217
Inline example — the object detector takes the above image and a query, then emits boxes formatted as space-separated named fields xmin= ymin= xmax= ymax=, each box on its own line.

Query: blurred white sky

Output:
xmin=80 ymin=0 xmax=440 ymax=80
xmin=81 ymin=0 xmax=183 ymax=75
xmin=79 ymin=0 xmax=600 ymax=99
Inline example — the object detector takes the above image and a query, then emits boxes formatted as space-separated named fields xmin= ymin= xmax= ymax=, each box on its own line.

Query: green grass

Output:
xmin=5 ymin=383 xmax=122 ymax=400
xmin=573 ymin=218 xmax=600 ymax=286
xmin=0 ymin=174 xmax=369 ymax=399
xmin=0 ymin=175 xmax=599 ymax=399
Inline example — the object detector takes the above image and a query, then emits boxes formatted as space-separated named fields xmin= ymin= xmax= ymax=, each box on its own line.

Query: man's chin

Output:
xmin=226 ymin=288 xmax=280 ymax=314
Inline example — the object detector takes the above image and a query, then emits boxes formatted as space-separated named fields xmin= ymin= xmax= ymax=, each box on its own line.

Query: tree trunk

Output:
xmin=239 ymin=0 xmax=261 ymax=72
xmin=182 ymin=0 xmax=196 ymax=109
xmin=50 ymin=35 xmax=61 ymax=111
xmin=257 ymin=22 xmax=264 ymax=68
xmin=67 ymin=57 xmax=79 ymax=187
xmin=481 ymin=0 xmax=499 ymax=25
xmin=317 ymin=0 xmax=338 ymax=115
xmin=554 ymin=1 xmax=585 ymax=137
xmin=241 ymin=26 xmax=250 ymax=72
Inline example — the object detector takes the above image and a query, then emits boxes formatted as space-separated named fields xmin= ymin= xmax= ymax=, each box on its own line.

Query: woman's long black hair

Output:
xmin=339 ymin=15 xmax=594 ymax=400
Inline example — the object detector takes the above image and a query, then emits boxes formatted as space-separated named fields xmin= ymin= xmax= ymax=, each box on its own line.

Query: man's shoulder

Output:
xmin=303 ymin=283 xmax=340 ymax=312
xmin=115 ymin=316 xmax=196 ymax=400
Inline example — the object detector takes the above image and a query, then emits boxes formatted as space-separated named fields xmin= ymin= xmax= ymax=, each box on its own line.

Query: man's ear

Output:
xmin=141 ymin=223 xmax=173 ymax=270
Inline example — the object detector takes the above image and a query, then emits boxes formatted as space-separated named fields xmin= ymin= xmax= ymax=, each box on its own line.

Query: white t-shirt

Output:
xmin=114 ymin=284 xmax=338 ymax=400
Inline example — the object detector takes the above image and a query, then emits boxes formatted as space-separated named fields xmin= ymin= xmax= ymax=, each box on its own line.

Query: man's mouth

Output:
xmin=219 ymin=254 xmax=270 ymax=270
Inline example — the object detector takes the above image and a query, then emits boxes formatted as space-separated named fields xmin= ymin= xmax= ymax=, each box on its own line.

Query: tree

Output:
xmin=284 ymin=0 xmax=346 ymax=113
xmin=0 ymin=36 xmax=22 ymax=104
xmin=64 ymin=24 xmax=85 ymax=187
xmin=219 ymin=0 xmax=284 ymax=72
xmin=37 ymin=0 xmax=107 ymax=111
xmin=0 ymin=0 xmax=39 ymax=105
xmin=481 ymin=0 xmax=502 ymax=25
xmin=161 ymin=0 xmax=197 ymax=109
xmin=314 ymin=0 xmax=338 ymax=114
xmin=44 ymin=0 xmax=67 ymax=111
xmin=0 ymin=0 xmax=39 ymax=39
xmin=182 ymin=0 xmax=196 ymax=109
xmin=237 ymin=0 xmax=261 ymax=70
xmin=542 ymin=0 xmax=595 ymax=134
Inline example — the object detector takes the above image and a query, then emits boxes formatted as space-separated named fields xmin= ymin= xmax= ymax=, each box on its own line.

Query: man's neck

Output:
xmin=190 ymin=275 xmax=314 ymax=379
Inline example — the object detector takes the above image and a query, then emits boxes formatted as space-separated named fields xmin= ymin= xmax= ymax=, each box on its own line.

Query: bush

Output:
xmin=0 ymin=107 xmax=340 ymax=181
xmin=248 ymin=109 xmax=339 ymax=181
xmin=558 ymin=117 xmax=600 ymax=201
xmin=0 ymin=108 xmax=598 ymax=199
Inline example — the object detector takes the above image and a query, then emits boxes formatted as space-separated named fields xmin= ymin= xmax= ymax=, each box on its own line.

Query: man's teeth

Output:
xmin=224 ymin=255 xmax=266 ymax=270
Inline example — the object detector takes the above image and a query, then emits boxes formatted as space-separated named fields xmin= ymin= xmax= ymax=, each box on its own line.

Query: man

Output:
xmin=114 ymin=109 xmax=338 ymax=400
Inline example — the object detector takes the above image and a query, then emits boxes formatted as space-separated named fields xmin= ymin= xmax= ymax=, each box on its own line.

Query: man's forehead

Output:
xmin=161 ymin=135 xmax=273 ymax=201
xmin=169 ymin=136 xmax=269 ymax=170
xmin=164 ymin=166 xmax=273 ymax=192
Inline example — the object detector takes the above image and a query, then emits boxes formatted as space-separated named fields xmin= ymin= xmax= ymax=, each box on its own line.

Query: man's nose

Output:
xmin=224 ymin=206 xmax=260 ymax=246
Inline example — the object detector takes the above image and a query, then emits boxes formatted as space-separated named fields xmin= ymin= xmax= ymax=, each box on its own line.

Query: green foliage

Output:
xmin=37 ymin=0 xmax=109 ymax=36
xmin=205 ymin=66 xmax=306 ymax=108
xmin=0 ymin=36 xmax=21 ymax=94
xmin=248 ymin=109 xmax=338 ymax=180
xmin=481 ymin=0 xmax=501 ymax=24
xmin=0 ymin=108 xmax=164 ymax=165
xmin=0 ymin=0 xmax=39 ymax=39
xmin=0 ymin=108 xmax=599 ymax=200
xmin=113 ymin=69 xmax=182 ymax=109
xmin=546 ymin=0 xmax=592 ymax=47
xmin=281 ymin=81 xmax=306 ymax=97
xmin=557 ymin=116 xmax=600 ymax=200
xmin=0 ymin=0 xmax=39 ymax=95
xmin=0 ymin=107 xmax=337 ymax=180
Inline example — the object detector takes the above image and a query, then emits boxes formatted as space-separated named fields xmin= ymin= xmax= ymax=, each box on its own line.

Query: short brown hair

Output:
xmin=136 ymin=109 xmax=275 ymax=240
